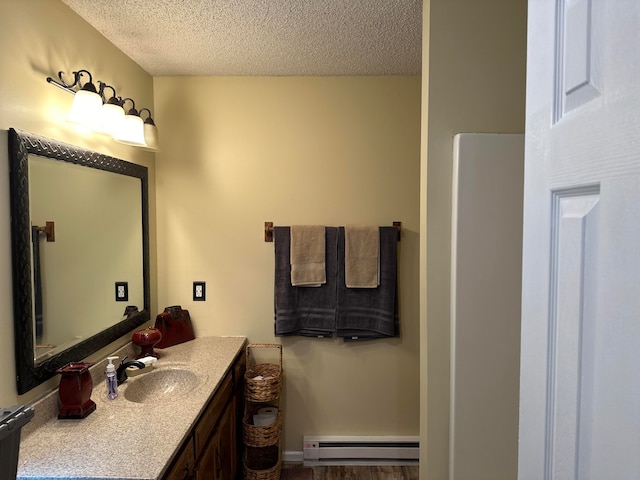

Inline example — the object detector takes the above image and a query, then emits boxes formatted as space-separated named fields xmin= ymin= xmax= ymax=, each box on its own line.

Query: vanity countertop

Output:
xmin=17 ymin=336 xmax=247 ymax=480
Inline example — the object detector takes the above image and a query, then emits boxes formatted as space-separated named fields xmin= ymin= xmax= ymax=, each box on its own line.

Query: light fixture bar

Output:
xmin=47 ymin=70 xmax=92 ymax=93
xmin=45 ymin=68 xmax=157 ymax=149
xmin=46 ymin=77 xmax=76 ymax=95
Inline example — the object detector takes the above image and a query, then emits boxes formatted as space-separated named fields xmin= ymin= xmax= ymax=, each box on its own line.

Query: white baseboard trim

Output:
xmin=283 ymin=449 xmax=419 ymax=467
xmin=283 ymin=450 xmax=304 ymax=463
xmin=302 ymin=459 xmax=419 ymax=466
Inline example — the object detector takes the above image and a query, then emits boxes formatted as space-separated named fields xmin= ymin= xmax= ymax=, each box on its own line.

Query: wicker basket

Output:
xmin=244 ymin=445 xmax=281 ymax=480
xmin=243 ymin=405 xmax=283 ymax=447
xmin=244 ymin=344 xmax=283 ymax=402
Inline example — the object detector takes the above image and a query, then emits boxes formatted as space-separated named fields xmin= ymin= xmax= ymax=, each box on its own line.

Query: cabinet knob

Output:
xmin=183 ymin=462 xmax=195 ymax=480
xmin=216 ymin=448 xmax=223 ymax=475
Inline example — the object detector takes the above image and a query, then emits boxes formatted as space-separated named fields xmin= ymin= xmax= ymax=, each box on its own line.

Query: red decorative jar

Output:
xmin=56 ymin=362 xmax=96 ymax=419
xmin=132 ymin=327 xmax=162 ymax=359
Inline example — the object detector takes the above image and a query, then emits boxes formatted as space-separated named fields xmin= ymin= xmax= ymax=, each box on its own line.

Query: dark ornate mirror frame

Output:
xmin=8 ymin=128 xmax=150 ymax=394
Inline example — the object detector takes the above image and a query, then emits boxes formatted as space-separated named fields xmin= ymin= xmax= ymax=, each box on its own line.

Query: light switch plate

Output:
xmin=193 ymin=281 xmax=206 ymax=301
xmin=115 ymin=282 xmax=128 ymax=302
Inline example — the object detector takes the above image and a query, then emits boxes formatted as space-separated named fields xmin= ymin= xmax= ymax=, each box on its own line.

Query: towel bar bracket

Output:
xmin=264 ymin=221 xmax=401 ymax=243
xmin=265 ymin=222 xmax=274 ymax=242
xmin=35 ymin=221 xmax=55 ymax=242
xmin=393 ymin=221 xmax=402 ymax=241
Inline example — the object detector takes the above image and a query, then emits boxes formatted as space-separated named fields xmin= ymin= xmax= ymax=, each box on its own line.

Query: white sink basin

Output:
xmin=123 ymin=366 xmax=204 ymax=403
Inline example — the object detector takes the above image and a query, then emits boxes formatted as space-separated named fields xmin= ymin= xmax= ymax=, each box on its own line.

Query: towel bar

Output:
xmin=264 ymin=221 xmax=401 ymax=242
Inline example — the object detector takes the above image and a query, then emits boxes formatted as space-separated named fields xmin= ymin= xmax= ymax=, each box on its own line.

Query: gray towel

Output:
xmin=274 ymin=226 xmax=337 ymax=337
xmin=336 ymin=227 xmax=398 ymax=340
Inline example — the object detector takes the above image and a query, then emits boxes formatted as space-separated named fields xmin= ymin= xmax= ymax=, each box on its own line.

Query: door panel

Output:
xmin=520 ymin=0 xmax=640 ymax=478
xmin=548 ymin=188 xmax=599 ymax=479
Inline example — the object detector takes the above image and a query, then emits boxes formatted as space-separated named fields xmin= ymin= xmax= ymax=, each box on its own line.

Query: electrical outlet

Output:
xmin=115 ymin=282 xmax=128 ymax=302
xmin=193 ymin=281 xmax=206 ymax=301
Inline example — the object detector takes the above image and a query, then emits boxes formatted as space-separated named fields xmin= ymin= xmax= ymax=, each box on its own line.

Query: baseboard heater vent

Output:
xmin=302 ymin=436 xmax=419 ymax=466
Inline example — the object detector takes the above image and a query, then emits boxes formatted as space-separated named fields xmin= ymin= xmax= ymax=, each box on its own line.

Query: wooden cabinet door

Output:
xmin=214 ymin=399 xmax=236 ymax=480
xmin=233 ymin=354 xmax=245 ymax=475
xmin=196 ymin=399 xmax=237 ymax=480
xmin=163 ymin=438 xmax=195 ymax=480
xmin=194 ymin=439 xmax=216 ymax=480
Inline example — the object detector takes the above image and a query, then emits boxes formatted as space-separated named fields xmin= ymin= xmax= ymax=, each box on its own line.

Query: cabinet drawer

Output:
xmin=195 ymin=372 xmax=233 ymax=454
xmin=164 ymin=436 xmax=195 ymax=480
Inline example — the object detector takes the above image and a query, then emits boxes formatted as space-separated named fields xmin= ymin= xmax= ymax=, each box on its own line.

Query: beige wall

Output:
xmin=153 ymin=76 xmax=422 ymax=451
xmin=0 ymin=0 xmax=156 ymax=407
xmin=421 ymin=0 xmax=527 ymax=478
xmin=419 ymin=2 xmax=431 ymax=477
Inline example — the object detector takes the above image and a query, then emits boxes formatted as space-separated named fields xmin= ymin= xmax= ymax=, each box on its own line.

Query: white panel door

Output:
xmin=519 ymin=1 xmax=640 ymax=479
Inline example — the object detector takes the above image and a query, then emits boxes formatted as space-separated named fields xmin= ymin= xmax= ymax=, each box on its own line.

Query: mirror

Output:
xmin=28 ymin=156 xmax=144 ymax=360
xmin=8 ymin=128 xmax=150 ymax=394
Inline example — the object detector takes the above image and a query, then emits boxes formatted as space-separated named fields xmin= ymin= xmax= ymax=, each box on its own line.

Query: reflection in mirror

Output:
xmin=8 ymin=128 xmax=150 ymax=394
xmin=29 ymin=156 xmax=144 ymax=361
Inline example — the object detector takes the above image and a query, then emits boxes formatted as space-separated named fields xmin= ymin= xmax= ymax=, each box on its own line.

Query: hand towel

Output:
xmin=274 ymin=226 xmax=337 ymax=337
xmin=290 ymin=225 xmax=326 ymax=286
xmin=336 ymin=226 xmax=398 ymax=340
xmin=344 ymin=225 xmax=380 ymax=288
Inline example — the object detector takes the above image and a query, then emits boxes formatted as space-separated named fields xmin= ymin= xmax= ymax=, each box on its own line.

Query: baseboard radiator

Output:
xmin=302 ymin=436 xmax=419 ymax=466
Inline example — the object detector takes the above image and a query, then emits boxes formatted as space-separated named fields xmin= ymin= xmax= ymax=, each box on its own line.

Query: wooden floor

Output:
xmin=284 ymin=465 xmax=419 ymax=480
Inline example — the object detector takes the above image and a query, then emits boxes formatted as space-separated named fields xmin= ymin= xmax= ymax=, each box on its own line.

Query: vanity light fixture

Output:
xmin=114 ymin=98 xmax=147 ymax=147
xmin=95 ymin=84 xmax=125 ymax=137
xmin=46 ymin=69 xmax=158 ymax=150
xmin=139 ymin=108 xmax=159 ymax=151
xmin=47 ymin=70 xmax=103 ymax=129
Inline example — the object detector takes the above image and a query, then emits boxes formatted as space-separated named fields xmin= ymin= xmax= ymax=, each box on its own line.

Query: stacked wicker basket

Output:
xmin=243 ymin=344 xmax=284 ymax=480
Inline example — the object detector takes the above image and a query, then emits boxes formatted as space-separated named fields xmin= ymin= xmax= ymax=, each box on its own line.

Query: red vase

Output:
xmin=56 ymin=362 xmax=96 ymax=419
xmin=132 ymin=327 xmax=162 ymax=359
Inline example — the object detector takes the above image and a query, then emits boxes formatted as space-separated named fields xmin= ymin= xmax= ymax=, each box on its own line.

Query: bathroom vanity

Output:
xmin=17 ymin=336 xmax=247 ymax=480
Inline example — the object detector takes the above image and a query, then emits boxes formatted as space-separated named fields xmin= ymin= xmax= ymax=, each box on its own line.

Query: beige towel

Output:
xmin=290 ymin=225 xmax=326 ymax=286
xmin=344 ymin=225 xmax=379 ymax=288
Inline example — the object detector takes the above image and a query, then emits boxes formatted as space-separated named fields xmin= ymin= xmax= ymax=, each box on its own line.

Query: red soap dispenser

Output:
xmin=56 ymin=362 xmax=96 ymax=419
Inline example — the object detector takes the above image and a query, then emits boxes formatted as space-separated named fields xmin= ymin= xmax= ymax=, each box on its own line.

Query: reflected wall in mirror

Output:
xmin=8 ymin=128 xmax=150 ymax=394
xmin=29 ymin=157 xmax=143 ymax=359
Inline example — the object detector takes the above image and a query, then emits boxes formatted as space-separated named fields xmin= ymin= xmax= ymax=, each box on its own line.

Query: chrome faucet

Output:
xmin=116 ymin=356 xmax=145 ymax=385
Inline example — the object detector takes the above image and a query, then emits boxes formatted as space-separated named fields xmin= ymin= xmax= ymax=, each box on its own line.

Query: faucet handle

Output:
xmin=116 ymin=357 xmax=146 ymax=385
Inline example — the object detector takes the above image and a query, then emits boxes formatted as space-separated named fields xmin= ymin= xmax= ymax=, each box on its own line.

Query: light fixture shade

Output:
xmin=96 ymin=102 xmax=125 ymax=136
xmin=143 ymin=122 xmax=159 ymax=150
xmin=114 ymin=114 xmax=147 ymax=146
xmin=67 ymin=89 xmax=102 ymax=129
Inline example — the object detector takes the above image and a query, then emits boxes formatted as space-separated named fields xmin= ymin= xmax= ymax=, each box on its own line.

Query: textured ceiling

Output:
xmin=60 ymin=0 xmax=422 ymax=76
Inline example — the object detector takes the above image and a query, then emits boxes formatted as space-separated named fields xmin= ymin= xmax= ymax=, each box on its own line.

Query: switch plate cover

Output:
xmin=115 ymin=282 xmax=128 ymax=302
xmin=193 ymin=281 xmax=206 ymax=301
